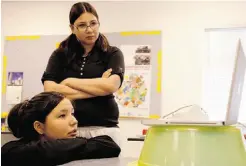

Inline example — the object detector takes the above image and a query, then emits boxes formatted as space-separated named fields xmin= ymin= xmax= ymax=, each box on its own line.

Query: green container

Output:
xmin=129 ymin=125 xmax=246 ymax=166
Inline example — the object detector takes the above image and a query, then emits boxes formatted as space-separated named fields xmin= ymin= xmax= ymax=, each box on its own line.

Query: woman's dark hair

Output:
xmin=7 ymin=92 xmax=65 ymax=140
xmin=59 ymin=2 xmax=109 ymax=64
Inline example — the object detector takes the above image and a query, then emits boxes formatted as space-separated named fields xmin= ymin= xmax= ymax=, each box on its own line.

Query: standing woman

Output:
xmin=41 ymin=2 xmax=125 ymax=146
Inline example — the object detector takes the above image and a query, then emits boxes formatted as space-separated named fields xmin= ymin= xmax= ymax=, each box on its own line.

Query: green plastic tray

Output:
xmin=129 ymin=125 xmax=246 ymax=166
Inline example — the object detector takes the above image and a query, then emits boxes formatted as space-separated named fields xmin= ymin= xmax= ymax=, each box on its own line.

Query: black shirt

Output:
xmin=41 ymin=46 xmax=125 ymax=127
xmin=1 ymin=135 xmax=121 ymax=166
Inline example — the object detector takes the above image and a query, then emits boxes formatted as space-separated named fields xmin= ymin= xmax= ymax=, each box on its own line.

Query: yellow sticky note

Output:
xmin=157 ymin=50 xmax=162 ymax=93
xmin=5 ymin=36 xmax=40 ymax=41
xmin=1 ymin=112 xmax=8 ymax=118
xmin=2 ymin=126 xmax=6 ymax=132
xmin=149 ymin=114 xmax=160 ymax=119
xmin=55 ymin=42 xmax=60 ymax=48
xmin=2 ymin=55 xmax=7 ymax=94
xmin=120 ymin=31 xmax=161 ymax=36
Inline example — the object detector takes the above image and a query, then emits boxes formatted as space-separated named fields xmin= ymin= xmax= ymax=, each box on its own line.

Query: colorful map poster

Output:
xmin=116 ymin=45 xmax=152 ymax=117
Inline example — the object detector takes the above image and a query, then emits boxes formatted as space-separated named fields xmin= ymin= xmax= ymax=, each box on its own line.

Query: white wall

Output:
xmin=2 ymin=1 xmax=246 ymax=157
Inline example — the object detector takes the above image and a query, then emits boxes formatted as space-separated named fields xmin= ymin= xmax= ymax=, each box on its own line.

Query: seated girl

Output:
xmin=1 ymin=91 xmax=121 ymax=166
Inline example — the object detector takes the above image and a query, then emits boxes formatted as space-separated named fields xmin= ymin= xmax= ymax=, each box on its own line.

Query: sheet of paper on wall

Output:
xmin=6 ymin=72 xmax=24 ymax=104
xmin=6 ymin=86 xmax=23 ymax=104
xmin=120 ymin=45 xmax=151 ymax=66
xmin=117 ymin=45 xmax=152 ymax=117
xmin=7 ymin=72 xmax=24 ymax=86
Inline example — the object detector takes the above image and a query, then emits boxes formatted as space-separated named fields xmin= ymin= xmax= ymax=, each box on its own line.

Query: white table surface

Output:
xmin=60 ymin=157 xmax=137 ymax=166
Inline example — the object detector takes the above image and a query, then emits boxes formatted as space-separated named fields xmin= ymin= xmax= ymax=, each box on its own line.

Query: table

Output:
xmin=60 ymin=157 xmax=137 ymax=166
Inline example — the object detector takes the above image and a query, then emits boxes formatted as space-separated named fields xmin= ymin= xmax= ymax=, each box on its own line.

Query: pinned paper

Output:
xmin=115 ymin=45 xmax=152 ymax=118
xmin=6 ymin=72 xmax=23 ymax=104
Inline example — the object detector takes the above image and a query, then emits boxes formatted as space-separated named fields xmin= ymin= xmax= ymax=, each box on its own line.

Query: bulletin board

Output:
xmin=2 ymin=31 xmax=162 ymax=118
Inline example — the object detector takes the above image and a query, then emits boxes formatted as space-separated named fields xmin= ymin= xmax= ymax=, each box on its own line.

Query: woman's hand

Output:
xmin=60 ymin=78 xmax=75 ymax=86
xmin=58 ymin=68 xmax=119 ymax=96
xmin=61 ymin=68 xmax=112 ymax=86
xmin=102 ymin=68 xmax=112 ymax=78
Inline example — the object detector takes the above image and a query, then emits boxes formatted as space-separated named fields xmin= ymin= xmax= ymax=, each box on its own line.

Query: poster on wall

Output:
xmin=121 ymin=45 xmax=151 ymax=66
xmin=6 ymin=72 xmax=23 ymax=104
xmin=115 ymin=45 xmax=152 ymax=117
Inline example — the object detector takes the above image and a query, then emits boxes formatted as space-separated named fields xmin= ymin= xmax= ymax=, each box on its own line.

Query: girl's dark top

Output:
xmin=1 ymin=135 xmax=121 ymax=166
xmin=41 ymin=46 xmax=125 ymax=127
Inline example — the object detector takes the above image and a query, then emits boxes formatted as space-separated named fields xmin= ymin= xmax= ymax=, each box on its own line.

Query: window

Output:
xmin=201 ymin=28 xmax=246 ymax=123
